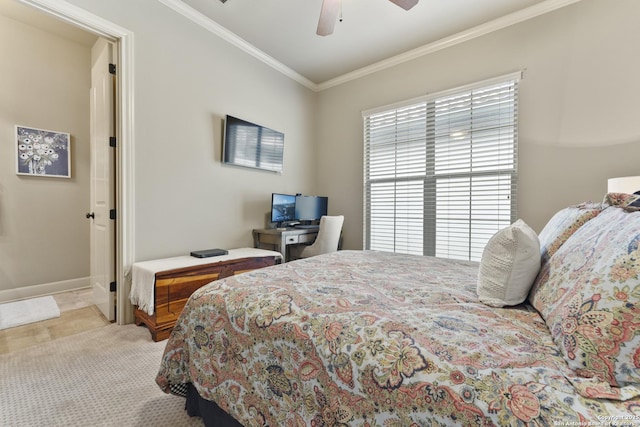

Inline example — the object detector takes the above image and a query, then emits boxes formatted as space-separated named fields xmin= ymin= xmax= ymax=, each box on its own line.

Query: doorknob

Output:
xmin=86 ymin=212 xmax=95 ymax=219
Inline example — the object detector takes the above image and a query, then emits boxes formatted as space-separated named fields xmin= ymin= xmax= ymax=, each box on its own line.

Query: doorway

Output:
xmin=21 ymin=0 xmax=135 ymax=325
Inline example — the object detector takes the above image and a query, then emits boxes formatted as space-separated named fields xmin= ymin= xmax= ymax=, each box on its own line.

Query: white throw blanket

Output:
xmin=129 ymin=248 xmax=282 ymax=315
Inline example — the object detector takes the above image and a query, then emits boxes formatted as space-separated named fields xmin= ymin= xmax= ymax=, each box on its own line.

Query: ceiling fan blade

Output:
xmin=317 ymin=0 xmax=341 ymax=36
xmin=388 ymin=0 xmax=419 ymax=10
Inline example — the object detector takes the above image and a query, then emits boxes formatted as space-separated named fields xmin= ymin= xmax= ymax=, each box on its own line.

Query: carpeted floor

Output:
xmin=0 ymin=324 xmax=204 ymax=427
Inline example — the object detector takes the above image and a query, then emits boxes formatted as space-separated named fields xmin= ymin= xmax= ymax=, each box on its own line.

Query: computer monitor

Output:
xmin=271 ymin=193 xmax=296 ymax=224
xmin=295 ymin=195 xmax=328 ymax=221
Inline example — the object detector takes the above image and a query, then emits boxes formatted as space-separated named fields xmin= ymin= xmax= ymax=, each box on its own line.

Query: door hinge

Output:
xmin=109 ymin=137 xmax=116 ymax=147
xmin=110 ymin=209 xmax=116 ymax=220
xmin=109 ymin=63 xmax=116 ymax=75
xmin=109 ymin=281 xmax=117 ymax=292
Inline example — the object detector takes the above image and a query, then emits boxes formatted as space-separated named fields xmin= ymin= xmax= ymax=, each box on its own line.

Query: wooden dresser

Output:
xmin=132 ymin=249 xmax=281 ymax=341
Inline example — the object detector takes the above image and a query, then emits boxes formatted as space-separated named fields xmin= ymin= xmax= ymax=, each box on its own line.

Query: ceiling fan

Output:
xmin=317 ymin=0 xmax=419 ymax=36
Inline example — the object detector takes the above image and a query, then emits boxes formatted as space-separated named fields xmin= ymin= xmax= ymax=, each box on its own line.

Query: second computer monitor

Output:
xmin=295 ymin=195 xmax=328 ymax=221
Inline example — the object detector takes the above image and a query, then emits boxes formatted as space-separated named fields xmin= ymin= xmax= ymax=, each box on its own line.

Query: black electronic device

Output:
xmin=295 ymin=195 xmax=328 ymax=221
xmin=294 ymin=224 xmax=320 ymax=230
xmin=222 ymin=115 xmax=284 ymax=173
xmin=190 ymin=248 xmax=229 ymax=258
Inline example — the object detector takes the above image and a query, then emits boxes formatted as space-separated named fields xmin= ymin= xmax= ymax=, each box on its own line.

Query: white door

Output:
xmin=89 ymin=39 xmax=116 ymax=321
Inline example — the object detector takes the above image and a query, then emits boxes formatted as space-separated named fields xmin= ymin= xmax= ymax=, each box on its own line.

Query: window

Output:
xmin=363 ymin=73 xmax=520 ymax=261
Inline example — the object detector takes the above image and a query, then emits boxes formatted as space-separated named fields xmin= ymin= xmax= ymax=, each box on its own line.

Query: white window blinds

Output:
xmin=363 ymin=73 xmax=520 ymax=261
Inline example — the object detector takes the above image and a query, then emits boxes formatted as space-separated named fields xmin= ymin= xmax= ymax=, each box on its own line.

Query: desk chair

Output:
xmin=300 ymin=215 xmax=344 ymax=259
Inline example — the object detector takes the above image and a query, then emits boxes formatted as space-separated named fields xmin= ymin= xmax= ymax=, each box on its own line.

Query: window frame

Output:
xmin=363 ymin=72 xmax=521 ymax=261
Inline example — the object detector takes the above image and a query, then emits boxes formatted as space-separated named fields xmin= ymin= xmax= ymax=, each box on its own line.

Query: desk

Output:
xmin=253 ymin=228 xmax=318 ymax=262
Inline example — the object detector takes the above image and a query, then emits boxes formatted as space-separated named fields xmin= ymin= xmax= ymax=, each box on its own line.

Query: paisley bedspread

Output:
xmin=156 ymin=250 xmax=640 ymax=426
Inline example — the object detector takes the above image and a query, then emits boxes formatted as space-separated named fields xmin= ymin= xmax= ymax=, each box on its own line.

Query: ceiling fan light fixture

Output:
xmin=389 ymin=0 xmax=419 ymax=10
xmin=316 ymin=0 xmax=419 ymax=36
xmin=316 ymin=0 xmax=341 ymax=36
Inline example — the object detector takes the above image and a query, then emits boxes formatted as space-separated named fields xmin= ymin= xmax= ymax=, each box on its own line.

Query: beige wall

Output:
xmin=1 ymin=0 xmax=317 ymax=297
xmin=64 ymin=0 xmax=318 ymax=261
xmin=4 ymin=0 xmax=639 ymax=296
xmin=0 ymin=14 xmax=91 ymax=294
xmin=316 ymin=0 xmax=640 ymax=249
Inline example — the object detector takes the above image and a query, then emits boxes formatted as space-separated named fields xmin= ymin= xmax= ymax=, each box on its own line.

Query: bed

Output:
xmin=157 ymin=196 xmax=640 ymax=426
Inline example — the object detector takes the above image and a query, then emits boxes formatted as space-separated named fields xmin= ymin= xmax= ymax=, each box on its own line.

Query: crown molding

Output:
xmin=157 ymin=0 xmax=317 ymax=91
xmin=160 ymin=0 xmax=582 ymax=93
xmin=317 ymin=0 xmax=582 ymax=91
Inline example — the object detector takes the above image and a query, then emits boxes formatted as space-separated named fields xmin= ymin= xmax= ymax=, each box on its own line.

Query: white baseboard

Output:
xmin=0 ymin=277 xmax=91 ymax=304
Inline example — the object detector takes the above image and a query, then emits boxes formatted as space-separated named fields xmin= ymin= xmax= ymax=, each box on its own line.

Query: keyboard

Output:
xmin=294 ymin=224 xmax=319 ymax=230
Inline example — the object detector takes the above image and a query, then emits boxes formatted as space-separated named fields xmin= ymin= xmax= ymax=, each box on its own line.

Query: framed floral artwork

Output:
xmin=15 ymin=125 xmax=71 ymax=178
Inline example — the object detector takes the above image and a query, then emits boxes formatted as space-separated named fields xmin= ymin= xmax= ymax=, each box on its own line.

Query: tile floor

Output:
xmin=0 ymin=288 xmax=111 ymax=355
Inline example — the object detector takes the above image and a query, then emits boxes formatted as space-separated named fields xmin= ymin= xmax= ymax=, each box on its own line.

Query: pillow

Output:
xmin=537 ymin=202 xmax=606 ymax=268
xmin=604 ymin=192 xmax=640 ymax=208
xmin=530 ymin=206 xmax=640 ymax=400
xmin=477 ymin=219 xmax=540 ymax=307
